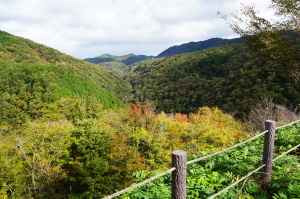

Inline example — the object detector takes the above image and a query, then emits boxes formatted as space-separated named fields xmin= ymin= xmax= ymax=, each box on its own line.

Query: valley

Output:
xmin=0 ymin=30 xmax=299 ymax=198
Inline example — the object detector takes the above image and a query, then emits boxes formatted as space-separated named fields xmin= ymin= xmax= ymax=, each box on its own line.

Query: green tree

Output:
xmin=222 ymin=0 xmax=300 ymax=81
xmin=0 ymin=120 xmax=73 ymax=198
xmin=64 ymin=118 xmax=147 ymax=198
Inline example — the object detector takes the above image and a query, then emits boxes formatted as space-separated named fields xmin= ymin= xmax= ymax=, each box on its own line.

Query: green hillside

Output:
xmin=85 ymin=53 xmax=153 ymax=65
xmin=85 ymin=54 xmax=154 ymax=76
xmin=128 ymin=43 xmax=300 ymax=118
xmin=0 ymin=30 xmax=131 ymax=125
xmin=96 ymin=61 xmax=130 ymax=77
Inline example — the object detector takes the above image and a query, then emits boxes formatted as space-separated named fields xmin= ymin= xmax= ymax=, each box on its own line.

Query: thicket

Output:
xmin=0 ymin=101 xmax=249 ymax=198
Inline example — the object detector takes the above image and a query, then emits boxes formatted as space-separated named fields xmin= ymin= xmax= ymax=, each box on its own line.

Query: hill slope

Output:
xmin=84 ymin=39 xmax=245 ymax=77
xmin=0 ymin=30 xmax=131 ymax=124
xmin=85 ymin=54 xmax=154 ymax=76
xmin=128 ymin=43 xmax=300 ymax=118
xmin=157 ymin=37 xmax=245 ymax=57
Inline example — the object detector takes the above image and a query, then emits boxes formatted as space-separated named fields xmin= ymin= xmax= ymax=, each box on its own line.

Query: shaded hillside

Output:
xmin=85 ymin=54 xmax=154 ymax=76
xmin=98 ymin=61 xmax=130 ymax=77
xmin=157 ymin=37 xmax=245 ymax=57
xmin=128 ymin=43 xmax=300 ymax=118
xmin=84 ymin=54 xmax=118 ymax=64
xmin=0 ymin=30 xmax=130 ymax=124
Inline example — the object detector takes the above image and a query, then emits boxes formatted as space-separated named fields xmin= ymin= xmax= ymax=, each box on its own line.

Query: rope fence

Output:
xmin=102 ymin=167 xmax=175 ymax=199
xmin=207 ymin=164 xmax=266 ymax=199
xmin=187 ymin=130 xmax=268 ymax=165
xmin=275 ymin=119 xmax=300 ymax=130
xmin=102 ymin=119 xmax=300 ymax=199
xmin=208 ymin=143 xmax=300 ymax=199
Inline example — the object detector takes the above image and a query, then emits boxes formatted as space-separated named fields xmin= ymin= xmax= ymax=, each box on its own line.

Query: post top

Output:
xmin=265 ymin=120 xmax=276 ymax=123
xmin=172 ymin=150 xmax=187 ymax=155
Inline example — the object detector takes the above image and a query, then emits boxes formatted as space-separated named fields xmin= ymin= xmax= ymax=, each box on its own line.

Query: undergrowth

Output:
xmin=117 ymin=122 xmax=300 ymax=199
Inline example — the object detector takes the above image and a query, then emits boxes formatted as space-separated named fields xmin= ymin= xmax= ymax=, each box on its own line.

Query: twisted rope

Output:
xmin=273 ymin=143 xmax=300 ymax=162
xmin=208 ymin=143 xmax=300 ymax=199
xmin=187 ymin=130 xmax=268 ymax=165
xmin=275 ymin=119 xmax=300 ymax=130
xmin=187 ymin=119 xmax=300 ymax=165
xmin=207 ymin=164 xmax=265 ymax=199
xmin=102 ymin=167 xmax=175 ymax=199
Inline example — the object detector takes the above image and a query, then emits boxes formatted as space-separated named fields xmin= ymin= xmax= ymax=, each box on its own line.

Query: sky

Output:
xmin=0 ymin=0 xmax=273 ymax=59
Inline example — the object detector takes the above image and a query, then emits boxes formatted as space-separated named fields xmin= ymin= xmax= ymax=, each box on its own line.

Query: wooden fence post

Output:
xmin=261 ymin=120 xmax=276 ymax=191
xmin=172 ymin=150 xmax=187 ymax=199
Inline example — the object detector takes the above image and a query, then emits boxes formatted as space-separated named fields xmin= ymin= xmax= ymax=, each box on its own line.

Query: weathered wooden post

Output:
xmin=172 ymin=150 xmax=187 ymax=199
xmin=261 ymin=120 xmax=276 ymax=191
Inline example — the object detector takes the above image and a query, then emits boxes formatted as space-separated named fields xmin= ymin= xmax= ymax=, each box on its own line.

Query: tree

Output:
xmin=221 ymin=0 xmax=300 ymax=82
xmin=65 ymin=118 xmax=147 ymax=198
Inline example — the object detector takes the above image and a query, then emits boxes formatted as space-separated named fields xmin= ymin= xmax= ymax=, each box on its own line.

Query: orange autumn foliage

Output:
xmin=173 ymin=113 xmax=189 ymax=123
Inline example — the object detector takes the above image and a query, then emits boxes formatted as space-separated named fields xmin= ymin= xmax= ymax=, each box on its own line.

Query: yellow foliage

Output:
xmin=113 ymin=106 xmax=248 ymax=169
xmin=0 ymin=103 xmax=249 ymax=197
xmin=107 ymin=133 xmax=149 ymax=184
xmin=0 ymin=192 xmax=8 ymax=199
xmin=13 ymin=120 xmax=74 ymax=198
xmin=190 ymin=107 xmax=246 ymax=147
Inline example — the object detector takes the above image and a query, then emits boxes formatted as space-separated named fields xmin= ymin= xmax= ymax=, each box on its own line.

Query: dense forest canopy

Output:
xmin=0 ymin=30 xmax=134 ymax=125
xmin=0 ymin=30 xmax=132 ymax=102
xmin=127 ymin=43 xmax=300 ymax=118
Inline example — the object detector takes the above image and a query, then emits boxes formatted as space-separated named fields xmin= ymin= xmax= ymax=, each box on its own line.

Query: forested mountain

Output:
xmin=128 ymin=43 xmax=300 ymax=118
xmin=85 ymin=54 xmax=153 ymax=65
xmin=0 ymin=30 xmax=131 ymax=125
xmin=1 ymin=29 xmax=300 ymax=199
xmin=85 ymin=54 xmax=154 ymax=76
xmin=156 ymin=37 xmax=245 ymax=57
xmin=84 ymin=38 xmax=245 ymax=76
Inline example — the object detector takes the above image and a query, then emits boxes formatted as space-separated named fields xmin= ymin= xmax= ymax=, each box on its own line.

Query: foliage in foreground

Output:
xmin=0 ymin=102 xmax=248 ymax=198
xmin=222 ymin=0 xmax=300 ymax=83
xmin=118 ymin=122 xmax=300 ymax=199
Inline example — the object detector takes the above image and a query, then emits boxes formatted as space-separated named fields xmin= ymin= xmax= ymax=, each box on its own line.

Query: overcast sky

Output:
xmin=0 ymin=0 xmax=273 ymax=59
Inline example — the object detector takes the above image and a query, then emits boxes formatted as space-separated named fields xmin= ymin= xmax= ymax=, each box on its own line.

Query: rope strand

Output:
xmin=208 ymin=164 xmax=265 ymax=199
xmin=102 ymin=167 xmax=175 ymax=199
xmin=187 ymin=130 xmax=268 ymax=165
xmin=208 ymin=143 xmax=300 ymax=199
xmin=275 ymin=119 xmax=300 ymax=130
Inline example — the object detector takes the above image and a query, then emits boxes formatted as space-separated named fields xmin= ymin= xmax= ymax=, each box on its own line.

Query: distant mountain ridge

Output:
xmin=85 ymin=54 xmax=154 ymax=66
xmin=84 ymin=54 xmax=154 ymax=77
xmin=157 ymin=37 xmax=245 ymax=57
xmin=84 ymin=37 xmax=245 ymax=76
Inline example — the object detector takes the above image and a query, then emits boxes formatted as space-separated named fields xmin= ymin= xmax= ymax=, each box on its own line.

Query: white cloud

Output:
xmin=0 ymin=0 xmax=272 ymax=58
